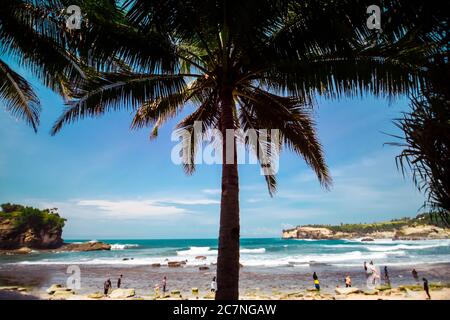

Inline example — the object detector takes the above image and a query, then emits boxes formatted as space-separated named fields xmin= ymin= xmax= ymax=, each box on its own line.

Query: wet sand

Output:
xmin=1 ymin=262 xmax=449 ymax=299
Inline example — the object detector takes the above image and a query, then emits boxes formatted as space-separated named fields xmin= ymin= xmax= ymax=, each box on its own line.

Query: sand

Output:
xmin=1 ymin=262 xmax=449 ymax=300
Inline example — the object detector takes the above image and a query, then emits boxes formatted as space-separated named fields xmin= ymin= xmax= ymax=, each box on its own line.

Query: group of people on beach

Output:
xmin=103 ymin=274 xmax=123 ymax=295
xmin=311 ymin=272 xmax=352 ymax=290
xmin=103 ymin=274 xmax=217 ymax=297
xmin=310 ymin=261 xmax=432 ymax=299
xmin=102 ymin=261 xmax=432 ymax=299
xmin=410 ymin=268 xmax=431 ymax=299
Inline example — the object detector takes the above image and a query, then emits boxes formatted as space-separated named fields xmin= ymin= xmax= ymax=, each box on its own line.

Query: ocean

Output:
xmin=1 ymin=238 xmax=450 ymax=295
xmin=2 ymin=238 xmax=449 ymax=267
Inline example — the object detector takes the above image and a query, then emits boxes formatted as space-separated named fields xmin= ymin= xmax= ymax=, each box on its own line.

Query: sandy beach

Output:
xmin=1 ymin=262 xmax=449 ymax=300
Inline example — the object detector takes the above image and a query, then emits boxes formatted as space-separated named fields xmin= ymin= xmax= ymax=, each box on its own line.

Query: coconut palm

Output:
xmin=50 ymin=0 xmax=426 ymax=299
xmin=0 ymin=0 xmax=85 ymax=131
xmin=376 ymin=1 xmax=449 ymax=222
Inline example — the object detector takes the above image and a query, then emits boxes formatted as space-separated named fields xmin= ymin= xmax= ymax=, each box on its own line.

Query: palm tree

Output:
xmin=0 ymin=0 xmax=84 ymax=131
xmin=391 ymin=92 xmax=450 ymax=225
xmin=376 ymin=1 xmax=449 ymax=223
xmin=50 ymin=0 xmax=425 ymax=299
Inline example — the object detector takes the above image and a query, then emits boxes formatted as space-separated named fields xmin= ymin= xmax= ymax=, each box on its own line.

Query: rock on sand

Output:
xmin=335 ymin=287 xmax=362 ymax=295
xmin=109 ymin=288 xmax=135 ymax=299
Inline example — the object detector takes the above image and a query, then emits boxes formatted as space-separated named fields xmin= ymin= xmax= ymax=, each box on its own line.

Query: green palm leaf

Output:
xmin=0 ymin=58 xmax=40 ymax=131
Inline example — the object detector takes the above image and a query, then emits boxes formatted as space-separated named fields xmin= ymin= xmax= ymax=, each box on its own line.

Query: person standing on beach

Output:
xmin=104 ymin=279 xmax=111 ymax=296
xmin=162 ymin=276 xmax=167 ymax=294
xmin=313 ymin=272 xmax=320 ymax=291
xmin=423 ymin=278 xmax=431 ymax=299
xmin=368 ymin=261 xmax=380 ymax=285
xmin=345 ymin=275 xmax=352 ymax=287
xmin=211 ymin=276 xmax=217 ymax=293
xmin=117 ymin=274 xmax=123 ymax=288
xmin=384 ymin=266 xmax=391 ymax=286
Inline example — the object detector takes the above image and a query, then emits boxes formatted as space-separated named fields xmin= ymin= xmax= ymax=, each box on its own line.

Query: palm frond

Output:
xmin=237 ymin=87 xmax=332 ymax=189
xmin=51 ymin=73 xmax=186 ymax=134
xmin=0 ymin=58 xmax=40 ymax=131
xmin=175 ymin=91 xmax=219 ymax=174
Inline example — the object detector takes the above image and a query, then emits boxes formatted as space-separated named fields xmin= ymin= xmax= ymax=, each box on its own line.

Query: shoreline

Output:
xmin=1 ymin=283 xmax=449 ymax=300
xmin=1 ymin=262 xmax=449 ymax=300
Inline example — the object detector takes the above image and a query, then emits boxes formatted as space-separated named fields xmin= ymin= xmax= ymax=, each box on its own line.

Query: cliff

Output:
xmin=0 ymin=204 xmax=65 ymax=249
xmin=282 ymin=213 xmax=450 ymax=240
xmin=0 ymin=203 xmax=111 ymax=253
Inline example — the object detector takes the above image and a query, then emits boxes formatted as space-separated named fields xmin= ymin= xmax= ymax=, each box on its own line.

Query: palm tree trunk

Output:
xmin=216 ymin=91 xmax=240 ymax=300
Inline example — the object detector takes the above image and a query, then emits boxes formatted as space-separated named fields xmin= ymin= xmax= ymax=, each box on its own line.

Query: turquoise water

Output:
xmin=1 ymin=238 xmax=449 ymax=268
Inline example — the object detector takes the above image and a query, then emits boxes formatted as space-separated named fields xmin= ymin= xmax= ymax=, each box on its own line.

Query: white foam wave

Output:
xmin=176 ymin=247 xmax=216 ymax=256
xmin=321 ymin=240 xmax=449 ymax=252
xmin=176 ymin=246 xmax=265 ymax=256
xmin=110 ymin=244 xmax=140 ymax=250
xmin=241 ymin=248 xmax=266 ymax=254
xmin=366 ymin=243 xmax=447 ymax=252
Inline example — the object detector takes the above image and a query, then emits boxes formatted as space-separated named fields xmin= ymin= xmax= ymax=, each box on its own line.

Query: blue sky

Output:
xmin=0 ymin=60 xmax=424 ymax=239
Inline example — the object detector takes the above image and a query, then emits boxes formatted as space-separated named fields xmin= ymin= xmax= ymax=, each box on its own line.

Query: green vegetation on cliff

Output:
xmin=304 ymin=213 xmax=447 ymax=235
xmin=0 ymin=203 xmax=66 ymax=231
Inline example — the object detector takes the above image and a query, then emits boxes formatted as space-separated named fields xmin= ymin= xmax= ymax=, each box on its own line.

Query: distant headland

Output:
xmin=282 ymin=213 xmax=450 ymax=240
xmin=0 ymin=203 xmax=110 ymax=254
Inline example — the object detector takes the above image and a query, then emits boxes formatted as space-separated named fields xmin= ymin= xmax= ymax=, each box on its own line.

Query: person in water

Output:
xmin=211 ymin=276 xmax=217 ymax=293
xmin=423 ymin=278 xmax=431 ymax=299
xmin=104 ymin=279 xmax=112 ymax=296
xmin=117 ymin=274 xmax=123 ymax=288
xmin=345 ymin=275 xmax=352 ymax=288
xmin=313 ymin=272 xmax=320 ymax=291
xmin=162 ymin=276 xmax=167 ymax=294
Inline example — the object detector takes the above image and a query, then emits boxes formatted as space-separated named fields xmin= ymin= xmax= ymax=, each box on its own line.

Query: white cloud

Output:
xmin=274 ymin=149 xmax=425 ymax=223
xmin=247 ymin=198 xmax=263 ymax=203
xmin=77 ymin=199 xmax=186 ymax=218
xmin=202 ymin=188 xmax=221 ymax=195
xmin=71 ymin=195 xmax=219 ymax=219
xmin=158 ymin=198 xmax=219 ymax=205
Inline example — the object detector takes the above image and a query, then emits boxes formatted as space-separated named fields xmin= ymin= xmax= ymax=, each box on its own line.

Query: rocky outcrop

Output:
xmin=1 ymin=204 xmax=112 ymax=254
xmin=393 ymin=225 xmax=449 ymax=240
xmin=46 ymin=284 xmax=76 ymax=300
xmin=0 ymin=204 xmax=65 ymax=250
xmin=1 ymin=241 xmax=111 ymax=255
xmin=109 ymin=288 xmax=135 ymax=299
xmin=168 ymin=261 xmax=187 ymax=267
xmin=282 ymin=224 xmax=450 ymax=240
xmin=335 ymin=287 xmax=362 ymax=295
xmin=0 ymin=218 xmax=63 ymax=250
xmin=282 ymin=227 xmax=335 ymax=239
xmin=58 ymin=241 xmax=111 ymax=252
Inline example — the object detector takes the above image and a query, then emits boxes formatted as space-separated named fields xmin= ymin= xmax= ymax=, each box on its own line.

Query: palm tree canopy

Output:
xmin=50 ymin=0 xmax=444 ymax=193
xmin=0 ymin=0 xmax=89 ymax=131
